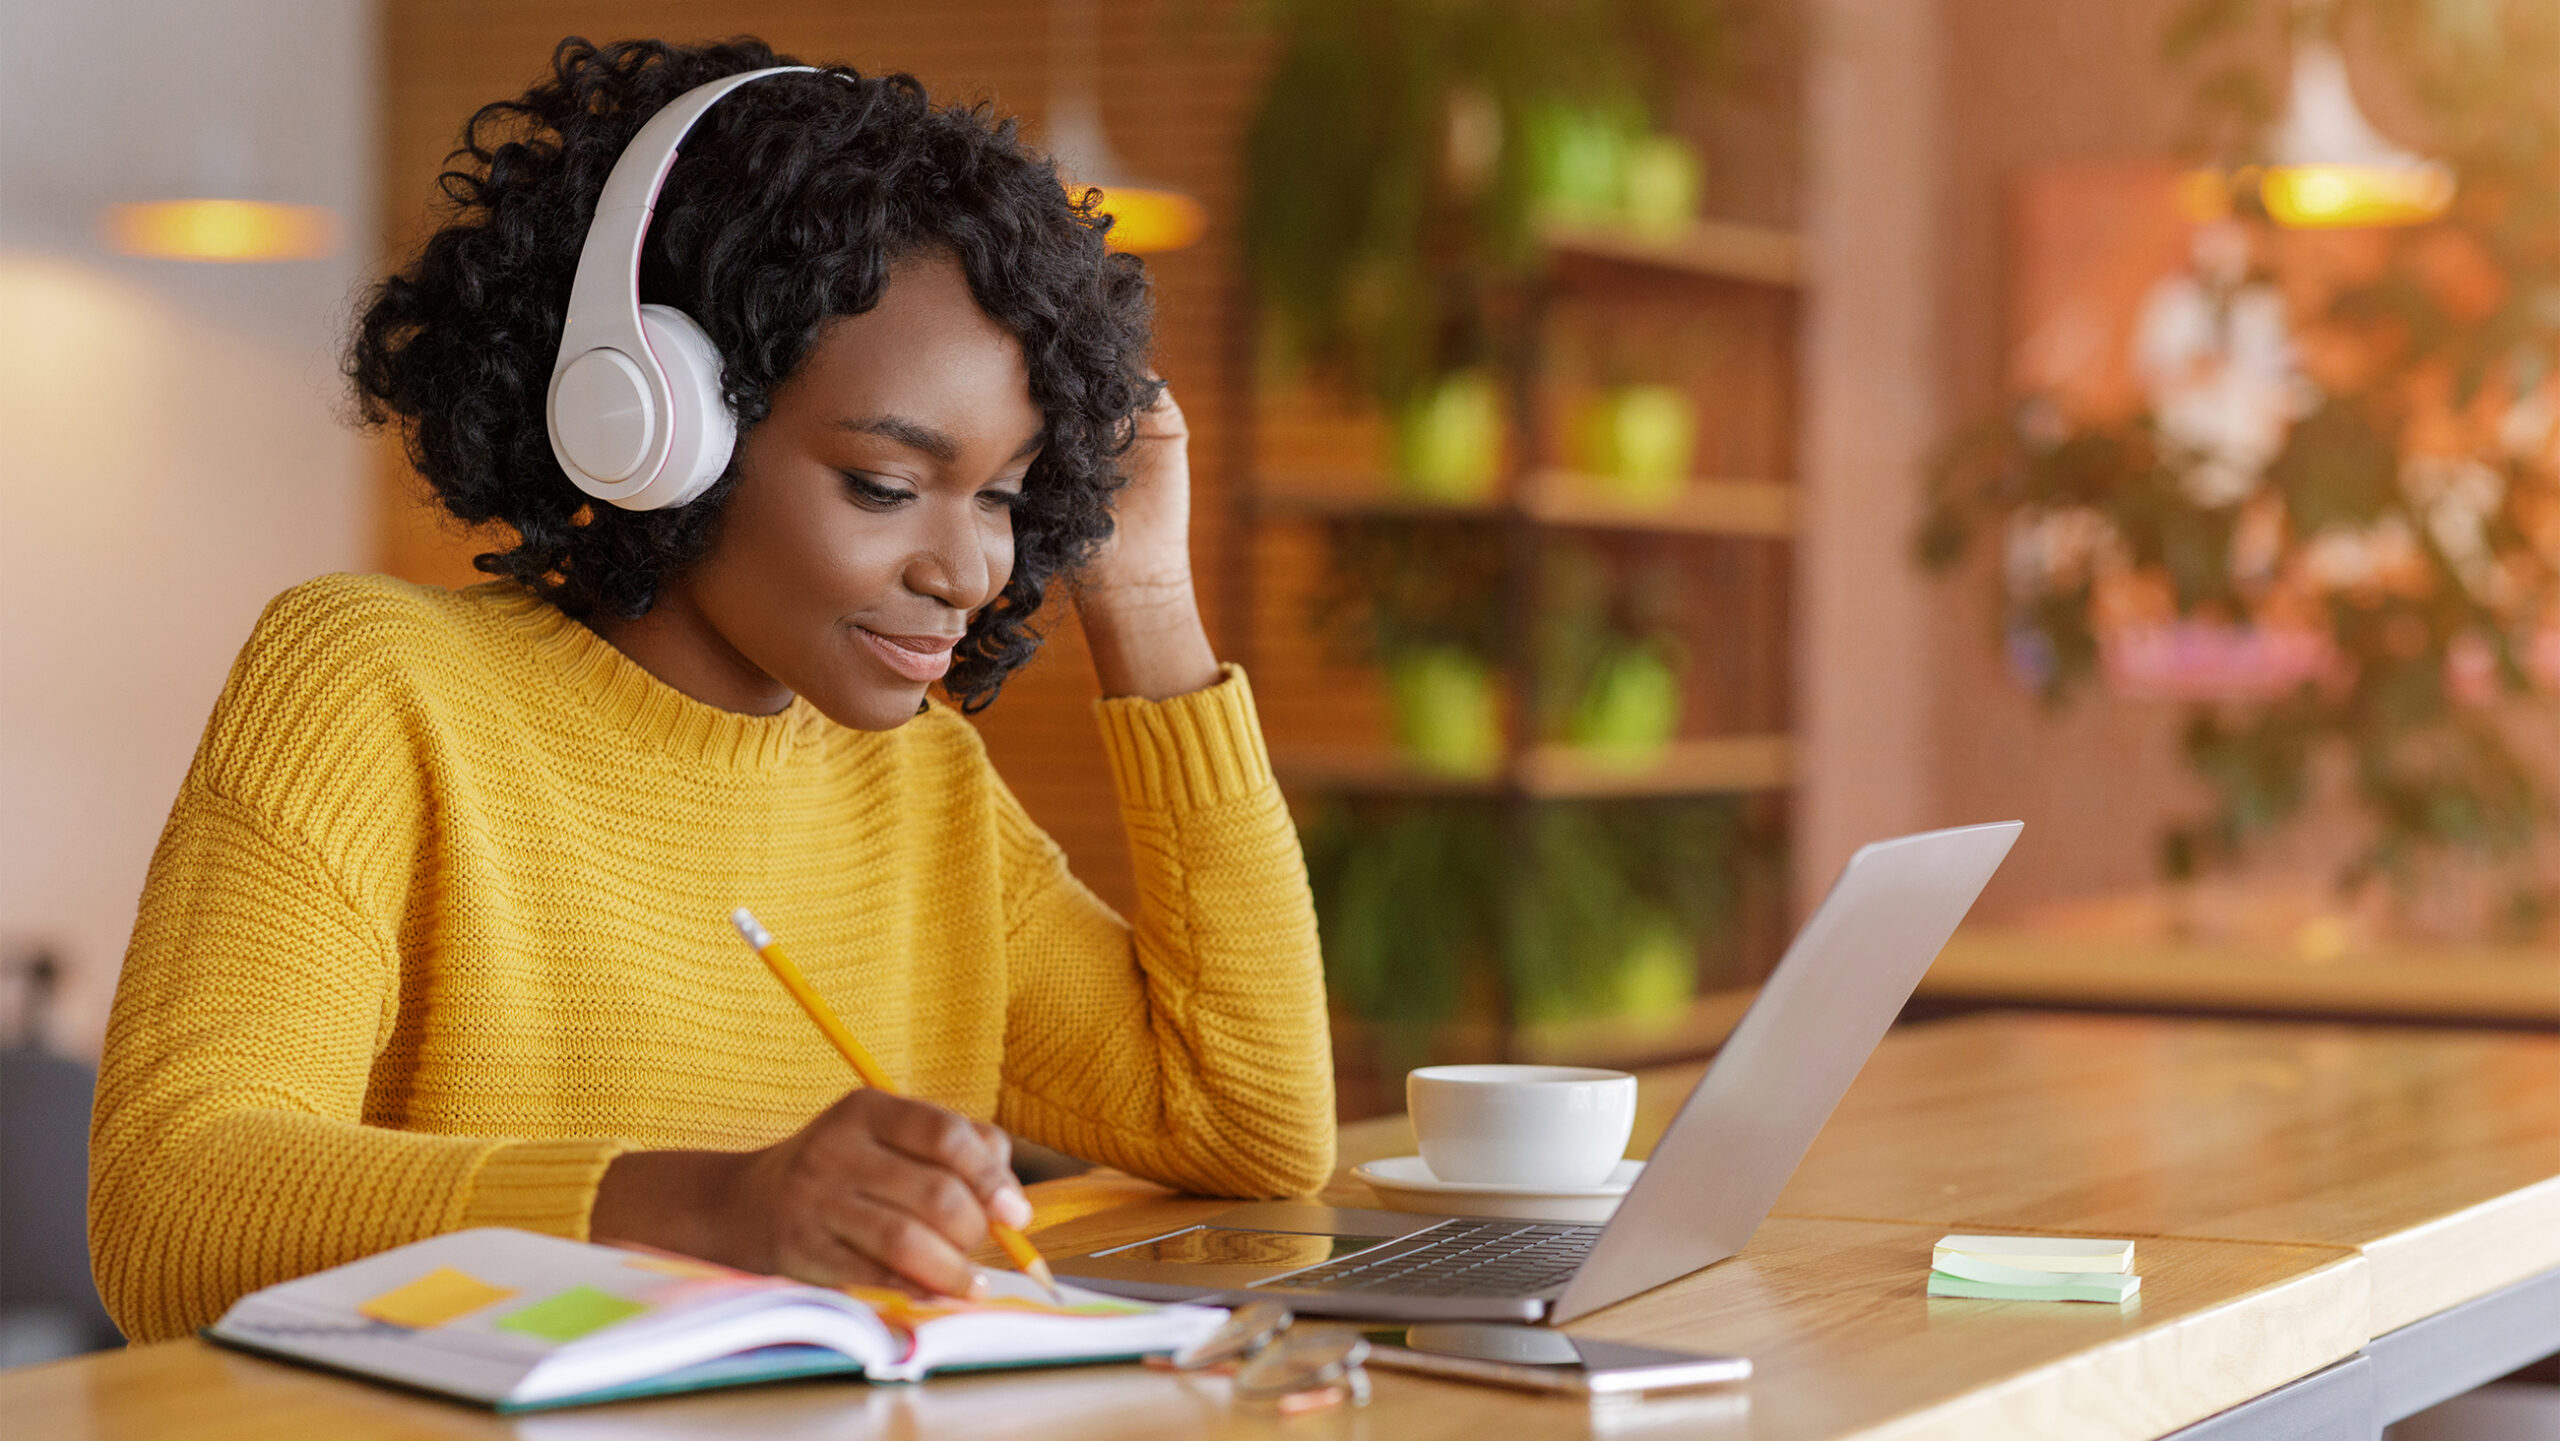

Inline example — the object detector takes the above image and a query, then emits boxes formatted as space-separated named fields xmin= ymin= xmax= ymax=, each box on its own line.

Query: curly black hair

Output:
xmin=348 ymin=36 xmax=1161 ymax=710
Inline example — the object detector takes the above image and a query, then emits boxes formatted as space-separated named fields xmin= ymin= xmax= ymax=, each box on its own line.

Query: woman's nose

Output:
xmin=904 ymin=499 xmax=1000 ymax=609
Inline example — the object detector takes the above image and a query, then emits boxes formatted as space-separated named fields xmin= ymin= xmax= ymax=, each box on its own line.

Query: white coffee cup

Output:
xmin=1406 ymin=1064 xmax=1637 ymax=1188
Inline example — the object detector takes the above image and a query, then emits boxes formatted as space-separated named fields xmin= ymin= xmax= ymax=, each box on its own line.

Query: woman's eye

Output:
xmin=842 ymin=473 xmax=913 ymax=509
xmin=980 ymin=489 xmax=1027 ymax=513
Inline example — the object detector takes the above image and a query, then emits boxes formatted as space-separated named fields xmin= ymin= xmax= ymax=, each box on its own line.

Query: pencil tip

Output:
xmin=1027 ymin=1257 xmax=1062 ymax=1303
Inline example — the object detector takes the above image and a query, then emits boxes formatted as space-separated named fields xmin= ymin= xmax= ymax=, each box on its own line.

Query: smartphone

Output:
xmin=1354 ymin=1322 xmax=1750 ymax=1396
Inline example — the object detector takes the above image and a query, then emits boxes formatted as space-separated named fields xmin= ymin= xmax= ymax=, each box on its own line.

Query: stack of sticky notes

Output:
xmin=1927 ymin=1234 xmax=2140 ymax=1303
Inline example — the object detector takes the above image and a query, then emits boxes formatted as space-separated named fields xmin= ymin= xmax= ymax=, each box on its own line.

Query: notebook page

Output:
xmin=880 ymin=1272 xmax=1228 ymax=1381
xmin=209 ymin=1228 xmax=892 ymax=1406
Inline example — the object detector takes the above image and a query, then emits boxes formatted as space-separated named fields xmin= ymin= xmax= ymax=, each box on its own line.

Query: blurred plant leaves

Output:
xmin=1925 ymin=0 xmax=2559 ymax=910
xmin=1242 ymin=0 xmax=1731 ymax=410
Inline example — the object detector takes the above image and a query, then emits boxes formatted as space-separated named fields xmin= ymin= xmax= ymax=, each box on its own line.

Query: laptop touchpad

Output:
xmin=1098 ymin=1227 xmax=1395 ymax=1270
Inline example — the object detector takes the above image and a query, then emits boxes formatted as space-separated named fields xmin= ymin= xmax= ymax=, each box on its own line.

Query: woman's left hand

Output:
xmin=1075 ymin=381 xmax=1221 ymax=700
xmin=1084 ymin=381 xmax=1194 ymax=599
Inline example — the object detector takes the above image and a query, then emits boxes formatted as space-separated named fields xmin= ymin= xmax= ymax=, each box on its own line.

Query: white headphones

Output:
xmin=546 ymin=65 xmax=839 ymax=511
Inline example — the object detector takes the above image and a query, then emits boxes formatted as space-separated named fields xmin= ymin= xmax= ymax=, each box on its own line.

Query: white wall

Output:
xmin=0 ymin=0 xmax=375 ymax=1058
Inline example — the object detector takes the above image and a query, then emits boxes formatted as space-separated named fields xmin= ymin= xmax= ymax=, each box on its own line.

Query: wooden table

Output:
xmin=12 ymin=1013 xmax=2556 ymax=1440
xmin=1920 ymin=929 xmax=2560 ymax=1028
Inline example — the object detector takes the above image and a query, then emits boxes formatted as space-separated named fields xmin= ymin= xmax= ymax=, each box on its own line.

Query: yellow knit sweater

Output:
xmin=90 ymin=574 xmax=1335 ymax=1342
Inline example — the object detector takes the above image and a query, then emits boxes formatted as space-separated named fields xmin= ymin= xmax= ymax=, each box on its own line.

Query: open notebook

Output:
xmin=206 ymin=1228 xmax=1227 ymax=1412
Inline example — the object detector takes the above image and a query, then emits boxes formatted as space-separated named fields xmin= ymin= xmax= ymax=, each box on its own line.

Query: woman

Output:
xmin=87 ymin=36 xmax=1334 ymax=1344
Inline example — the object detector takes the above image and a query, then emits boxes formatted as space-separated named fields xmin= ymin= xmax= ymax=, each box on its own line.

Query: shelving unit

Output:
xmin=1537 ymin=216 xmax=1805 ymax=287
xmin=1252 ymin=469 xmax=1796 ymax=539
xmin=1522 ymin=471 xmax=1795 ymax=538
xmin=1245 ymin=208 xmax=1804 ymax=1099
xmin=1274 ymin=734 xmax=1793 ymax=799
xmin=1515 ymin=734 xmax=1794 ymax=797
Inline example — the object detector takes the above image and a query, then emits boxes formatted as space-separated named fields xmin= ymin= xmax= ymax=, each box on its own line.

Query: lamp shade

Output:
xmin=1045 ymin=95 xmax=1205 ymax=254
xmin=1040 ymin=0 xmax=1202 ymax=254
xmin=2259 ymin=35 xmax=2453 ymax=228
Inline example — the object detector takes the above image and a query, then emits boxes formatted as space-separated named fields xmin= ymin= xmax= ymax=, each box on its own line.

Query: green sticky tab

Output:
xmin=495 ymin=1285 xmax=650 ymax=1343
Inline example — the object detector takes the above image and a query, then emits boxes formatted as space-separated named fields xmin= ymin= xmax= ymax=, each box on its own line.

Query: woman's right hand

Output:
xmin=590 ymin=1088 xmax=1035 ymax=1297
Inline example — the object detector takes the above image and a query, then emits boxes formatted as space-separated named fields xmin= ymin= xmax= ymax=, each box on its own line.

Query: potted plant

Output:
xmin=1538 ymin=540 xmax=1686 ymax=766
xmin=1303 ymin=795 xmax=1759 ymax=1057
xmin=1316 ymin=519 xmax=1510 ymax=776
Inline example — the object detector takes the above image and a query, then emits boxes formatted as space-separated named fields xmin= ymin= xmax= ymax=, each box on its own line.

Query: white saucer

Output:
xmin=1351 ymin=1155 xmax=1644 ymax=1224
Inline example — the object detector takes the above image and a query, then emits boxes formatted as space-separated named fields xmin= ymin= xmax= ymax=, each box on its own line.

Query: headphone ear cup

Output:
xmin=628 ymin=303 xmax=737 ymax=510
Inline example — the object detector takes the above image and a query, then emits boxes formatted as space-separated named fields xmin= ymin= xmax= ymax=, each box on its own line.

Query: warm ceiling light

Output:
xmin=1064 ymin=179 xmax=1207 ymax=255
xmin=2257 ymin=33 xmax=2453 ymax=229
xmin=1044 ymin=0 xmax=1202 ymax=255
xmin=103 ymin=200 xmax=339 ymax=262
xmin=2260 ymin=162 xmax=2454 ymax=229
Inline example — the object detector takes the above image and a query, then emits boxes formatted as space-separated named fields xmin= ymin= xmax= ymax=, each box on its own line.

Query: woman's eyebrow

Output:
xmin=836 ymin=414 xmax=958 ymax=462
xmin=834 ymin=414 xmax=1046 ymax=465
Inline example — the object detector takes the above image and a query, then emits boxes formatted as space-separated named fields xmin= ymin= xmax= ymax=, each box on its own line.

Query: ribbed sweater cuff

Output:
xmin=1093 ymin=664 xmax=1276 ymax=815
xmin=458 ymin=1137 xmax=628 ymax=1239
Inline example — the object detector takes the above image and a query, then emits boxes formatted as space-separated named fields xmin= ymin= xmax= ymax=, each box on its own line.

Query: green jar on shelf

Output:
xmin=1511 ymin=914 xmax=1699 ymax=1025
xmin=1386 ymin=646 xmax=1504 ymax=778
xmin=1620 ymin=134 xmax=1704 ymax=239
xmin=1523 ymin=102 xmax=1636 ymax=226
xmin=1566 ymin=646 xmax=1683 ymax=768
xmin=1573 ymin=385 xmax=1697 ymax=506
xmin=1392 ymin=370 xmax=1504 ymax=502
xmin=1607 ymin=916 xmax=1700 ymax=1021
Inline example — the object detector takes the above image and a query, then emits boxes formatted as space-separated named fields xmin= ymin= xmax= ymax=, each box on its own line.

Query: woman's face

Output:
xmin=665 ymin=250 xmax=1044 ymax=731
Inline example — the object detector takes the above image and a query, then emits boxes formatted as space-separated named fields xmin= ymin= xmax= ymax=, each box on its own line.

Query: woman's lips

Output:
xmin=855 ymin=626 xmax=958 ymax=683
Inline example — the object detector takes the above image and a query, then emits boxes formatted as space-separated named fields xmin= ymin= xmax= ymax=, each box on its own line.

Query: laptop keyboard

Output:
xmin=1267 ymin=1221 xmax=1603 ymax=1297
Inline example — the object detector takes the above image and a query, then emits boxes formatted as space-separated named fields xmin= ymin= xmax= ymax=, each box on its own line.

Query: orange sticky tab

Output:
xmin=359 ymin=1267 xmax=517 ymax=1329
xmin=622 ymin=1254 xmax=737 ymax=1280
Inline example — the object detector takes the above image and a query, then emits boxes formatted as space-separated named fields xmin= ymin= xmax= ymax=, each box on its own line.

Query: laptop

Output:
xmin=1053 ymin=821 xmax=2022 ymax=1325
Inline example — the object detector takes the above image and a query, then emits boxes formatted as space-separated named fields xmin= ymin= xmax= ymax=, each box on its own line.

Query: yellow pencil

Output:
xmin=730 ymin=907 xmax=1062 ymax=1302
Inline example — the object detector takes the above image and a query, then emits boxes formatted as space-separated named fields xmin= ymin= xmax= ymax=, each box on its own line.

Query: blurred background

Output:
xmin=2 ymin=0 xmax=2553 ymax=1378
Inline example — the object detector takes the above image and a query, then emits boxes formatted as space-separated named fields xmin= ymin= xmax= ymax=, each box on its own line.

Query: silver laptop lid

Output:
xmin=1547 ymin=821 xmax=2021 ymax=1323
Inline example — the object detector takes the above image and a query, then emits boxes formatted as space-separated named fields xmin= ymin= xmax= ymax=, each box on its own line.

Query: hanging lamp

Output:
xmin=1044 ymin=0 xmax=1205 ymax=254
xmin=99 ymin=119 xmax=340 ymax=261
xmin=103 ymin=199 xmax=338 ymax=262
xmin=2254 ymin=15 xmax=2454 ymax=228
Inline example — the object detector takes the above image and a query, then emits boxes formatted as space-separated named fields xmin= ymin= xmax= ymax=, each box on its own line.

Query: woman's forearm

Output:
xmin=996 ymin=666 xmax=1336 ymax=1197
xmin=1076 ymin=571 xmax=1222 ymax=702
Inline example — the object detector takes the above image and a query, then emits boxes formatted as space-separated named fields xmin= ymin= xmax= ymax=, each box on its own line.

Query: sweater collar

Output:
xmin=469 ymin=582 xmax=828 ymax=772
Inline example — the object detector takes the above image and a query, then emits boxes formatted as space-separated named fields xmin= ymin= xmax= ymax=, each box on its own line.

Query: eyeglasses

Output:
xmin=1151 ymin=1300 xmax=1371 ymax=1415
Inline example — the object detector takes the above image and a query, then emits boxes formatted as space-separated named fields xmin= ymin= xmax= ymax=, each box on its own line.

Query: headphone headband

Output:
xmin=547 ymin=65 xmax=840 ymax=510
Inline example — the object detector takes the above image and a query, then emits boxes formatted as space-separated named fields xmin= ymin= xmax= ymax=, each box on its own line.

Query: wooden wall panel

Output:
xmin=375 ymin=0 xmax=1264 ymax=915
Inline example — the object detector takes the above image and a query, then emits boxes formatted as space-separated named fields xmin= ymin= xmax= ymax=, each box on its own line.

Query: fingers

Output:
xmin=766 ymin=1091 xmax=1035 ymax=1298
xmin=864 ymin=1094 xmax=1033 ymax=1230
xmin=856 ymin=1138 xmax=997 ymax=1251
xmin=973 ymin=1120 xmax=1034 ymax=1229
xmin=775 ymin=1190 xmax=985 ymax=1299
